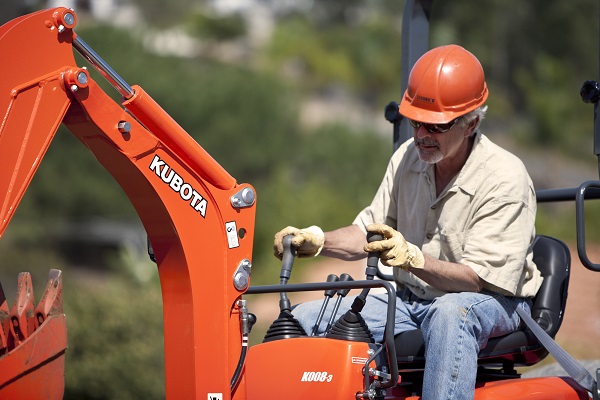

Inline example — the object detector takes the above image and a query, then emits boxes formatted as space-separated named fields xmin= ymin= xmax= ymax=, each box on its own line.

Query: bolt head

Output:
xmin=241 ymin=259 xmax=252 ymax=270
xmin=241 ymin=188 xmax=255 ymax=204
xmin=64 ymin=13 xmax=75 ymax=26
xmin=117 ymin=121 xmax=131 ymax=134
xmin=234 ymin=271 xmax=249 ymax=290
xmin=77 ymin=71 xmax=88 ymax=85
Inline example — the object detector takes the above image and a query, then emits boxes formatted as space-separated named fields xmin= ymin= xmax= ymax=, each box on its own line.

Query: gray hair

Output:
xmin=458 ymin=106 xmax=487 ymax=134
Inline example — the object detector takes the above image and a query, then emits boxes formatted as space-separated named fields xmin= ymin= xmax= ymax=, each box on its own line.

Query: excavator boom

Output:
xmin=0 ymin=8 xmax=256 ymax=399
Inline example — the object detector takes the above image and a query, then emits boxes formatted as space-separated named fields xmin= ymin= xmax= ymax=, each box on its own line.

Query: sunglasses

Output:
xmin=409 ymin=118 xmax=460 ymax=134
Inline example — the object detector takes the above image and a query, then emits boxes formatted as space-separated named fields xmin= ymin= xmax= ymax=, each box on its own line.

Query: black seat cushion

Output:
xmin=394 ymin=235 xmax=571 ymax=367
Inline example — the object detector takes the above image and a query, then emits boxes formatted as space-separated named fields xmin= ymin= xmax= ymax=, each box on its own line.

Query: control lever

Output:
xmin=324 ymin=273 xmax=354 ymax=332
xmin=311 ymin=274 xmax=339 ymax=336
xmin=263 ymin=235 xmax=308 ymax=342
xmin=365 ymin=233 xmax=383 ymax=277
xmin=351 ymin=232 xmax=383 ymax=313
xmin=325 ymin=233 xmax=382 ymax=343
xmin=278 ymin=235 xmax=296 ymax=311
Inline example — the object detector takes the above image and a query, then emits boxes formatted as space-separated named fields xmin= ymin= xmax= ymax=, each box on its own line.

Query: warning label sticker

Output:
xmin=226 ymin=221 xmax=239 ymax=249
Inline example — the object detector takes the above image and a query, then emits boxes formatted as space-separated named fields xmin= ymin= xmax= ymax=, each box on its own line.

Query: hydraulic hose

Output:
xmin=230 ymin=300 xmax=250 ymax=393
xmin=230 ymin=343 xmax=247 ymax=393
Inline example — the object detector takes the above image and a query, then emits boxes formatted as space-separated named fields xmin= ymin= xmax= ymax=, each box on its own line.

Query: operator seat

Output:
xmin=393 ymin=235 xmax=571 ymax=371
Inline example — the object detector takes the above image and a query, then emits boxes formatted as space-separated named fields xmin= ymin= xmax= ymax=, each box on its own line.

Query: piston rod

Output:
xmin=72 ymin=35 xmax=135 ymax=98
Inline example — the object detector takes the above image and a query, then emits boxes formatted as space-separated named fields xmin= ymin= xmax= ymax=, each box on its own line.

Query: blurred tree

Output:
xmin=251 ymin=123 xmax=390 ymax=282
xmin=310 ymin=0 xmax=363 ymax=25
xmin=429 ymin=0 xmax=599 ymax=154
xmin=128 ymin=0 xmax=199 ymax=28
xmin=265 ymin=13 xmax=402 ymax=107
xmin=186 ymin=10 xmax=246 ymax=40
xmin=17 ymin=129 xmax=137 ymax=224
xmin=0 ymin=0 xmax=41 ymax=25
xmin=63 ymin=276 xmax=165 ymax=400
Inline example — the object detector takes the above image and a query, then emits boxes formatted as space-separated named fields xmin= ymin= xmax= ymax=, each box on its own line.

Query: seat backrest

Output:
xmin=529 ymin=235 xmax=571 ymax=337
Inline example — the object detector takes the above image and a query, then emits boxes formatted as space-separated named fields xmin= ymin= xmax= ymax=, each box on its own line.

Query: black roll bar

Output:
xmin=393 ymin=0 xmax=433 ymax=151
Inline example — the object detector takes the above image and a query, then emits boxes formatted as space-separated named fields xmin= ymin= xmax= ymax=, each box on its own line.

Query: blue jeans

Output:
xmin=292 ymin=289 xmax=532 ymax=400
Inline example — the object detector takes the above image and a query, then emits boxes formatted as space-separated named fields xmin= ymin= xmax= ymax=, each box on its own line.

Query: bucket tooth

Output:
xmin=9 ymin=273 xmax=35 ymax=345
xmin=34 ymin=269 xmax=63 ymax=329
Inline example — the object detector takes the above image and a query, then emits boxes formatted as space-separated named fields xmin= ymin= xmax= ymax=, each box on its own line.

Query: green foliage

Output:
xmin=0 ymin=0 xmax=35 ymax=25
xmin=513 ymin=54 xmax=591 ymax=153
xmin=186 ymin=11 xmax=246 ymax=40
xmin=309 ymin=0 xmax=364 ymax=25
xmin=128 ymin=0 xmax=198 ymax=28
xmin=267 ymin=17 xmax=359 ymax=90
xmin=429 ymin=0 xmax=599 ymax=154
xmin=291 ymin=124 xmax=391 ymax=225
xmin=153 ymin=63 xmax=300 ymax=185
xmin=265 ymin=15 xmax=402 ymax=106
xmin=17 ymin=129 xmax=137 ymax=224
xmin=251 ymin=124 xmax=390 ymax=283
xmin=63 ymin=275 xmax=165 ymax=400
xmin=537 ymin=199 xmax=600 ymax=244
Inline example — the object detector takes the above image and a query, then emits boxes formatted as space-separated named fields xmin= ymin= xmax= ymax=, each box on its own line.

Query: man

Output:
xmin=273 ymin=44 xmax=542 ymax=400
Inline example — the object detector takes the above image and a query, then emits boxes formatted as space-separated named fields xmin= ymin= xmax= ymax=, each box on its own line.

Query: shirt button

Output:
xmin=426 ymin=233 xmax=433 ymax=240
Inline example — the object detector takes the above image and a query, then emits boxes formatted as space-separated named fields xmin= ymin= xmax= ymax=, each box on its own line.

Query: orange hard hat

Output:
xmin=399 ymin=44 xmax=488 ymax=124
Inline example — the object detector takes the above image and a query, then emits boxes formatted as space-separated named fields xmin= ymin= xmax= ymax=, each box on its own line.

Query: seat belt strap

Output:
xmin=516 ymin=306 xmax=597 ymax=394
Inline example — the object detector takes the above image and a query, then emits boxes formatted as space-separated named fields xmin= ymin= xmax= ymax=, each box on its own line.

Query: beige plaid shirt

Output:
xmin=353 ymin=133 xmax=542 ymax=300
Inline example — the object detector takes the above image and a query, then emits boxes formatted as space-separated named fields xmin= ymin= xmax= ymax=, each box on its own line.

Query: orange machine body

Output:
xmin=245 ymin=337 xmax=588 ymax=400
xmin=245 ymin=338 xmax=376 ymax=399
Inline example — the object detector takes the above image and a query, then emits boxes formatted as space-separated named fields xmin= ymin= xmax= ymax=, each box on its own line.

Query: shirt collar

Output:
xmin=454 ymin=132 xmax=486 ymax=196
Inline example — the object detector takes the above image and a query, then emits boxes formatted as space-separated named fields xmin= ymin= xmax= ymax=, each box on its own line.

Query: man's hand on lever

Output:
xmin=364 ymin=224 xmax=425 ymax=270
xmin=274 ymin=226 xmax=325 ymax=260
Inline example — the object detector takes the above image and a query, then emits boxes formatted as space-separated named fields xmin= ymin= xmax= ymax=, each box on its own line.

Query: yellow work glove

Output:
xmin=273 ymin=225 xmax=325 ymax=260
xmin=364 ymin=223 xmax=425 ymax=270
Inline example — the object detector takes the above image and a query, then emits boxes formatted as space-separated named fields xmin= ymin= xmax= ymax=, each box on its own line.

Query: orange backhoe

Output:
xmin=0 ymin=3 xmax=598 ymax=400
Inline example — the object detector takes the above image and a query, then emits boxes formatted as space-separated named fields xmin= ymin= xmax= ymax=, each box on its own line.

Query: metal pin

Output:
xmin=117 ymin=121 xmax=131 ymax=134
xmin=63 ymin=13 xmax=75 ymax=26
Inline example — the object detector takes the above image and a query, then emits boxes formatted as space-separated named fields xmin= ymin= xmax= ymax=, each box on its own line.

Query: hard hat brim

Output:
xmin=399 ymin=88 xmax=488 ymax=124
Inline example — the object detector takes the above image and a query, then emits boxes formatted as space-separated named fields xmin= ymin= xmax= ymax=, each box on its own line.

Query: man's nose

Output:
xmin=415 ymin=125 xmax=433 ymax=139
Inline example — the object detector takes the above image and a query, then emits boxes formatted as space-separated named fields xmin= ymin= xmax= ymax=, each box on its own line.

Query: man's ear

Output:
xmin=465 ymin=116 xmax=479 ymax=137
